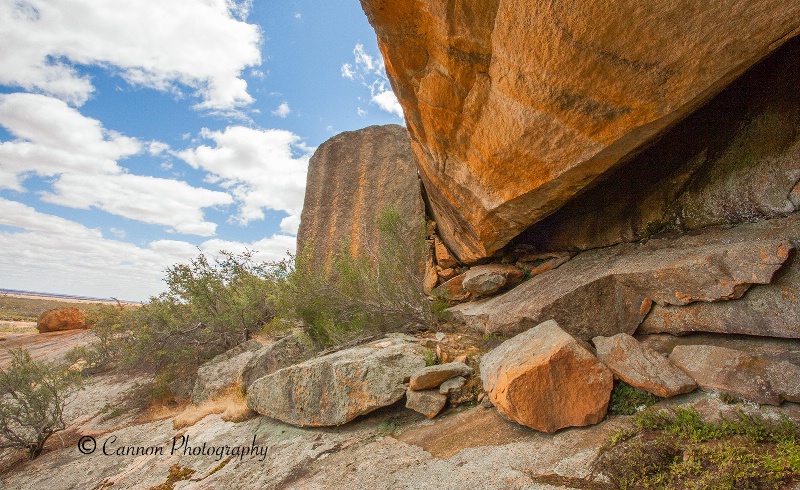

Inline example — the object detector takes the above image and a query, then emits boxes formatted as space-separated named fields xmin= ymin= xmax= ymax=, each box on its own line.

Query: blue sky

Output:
xmin=0 ymin=0 xmax=404 ymax=301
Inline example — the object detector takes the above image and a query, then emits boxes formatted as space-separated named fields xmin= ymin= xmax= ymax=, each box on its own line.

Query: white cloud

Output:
xmin=357 ymin=107 xmax=368 ymax=117
xmin=272 ymin=102 xmax=291 ymax=118
xmin=0 ymin=92 xmax=233 ymax=236
xmin=42 ymin=173 xmax=232 ymax=236
xmin=0 ymin=0 xmax=261 ymax=110
xmin=148 ymin=141 xmax=170 ymax=155
xmin=176 ymin=126 xmax=313 ymax=233
xmin=341 ymin=43 xmax=403 ymax=119
xmin=371 ymin=89 xmax=404 ymax=118
xmin=0 ymin=198 xmax=297 ymax=301
xmin=294 ymin=12 xmax=302 ymax=20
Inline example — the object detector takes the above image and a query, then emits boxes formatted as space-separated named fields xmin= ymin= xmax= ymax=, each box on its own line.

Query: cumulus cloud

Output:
xmin=0 ymin=0 xmax=261 ymax=110
xmin=176 ymin=126 xmax=313 ymax=234
xmin=0 ymin=92 xmax=233 ymax=236
xmin=341 ymin=43 xmax=403 ymax=119
xmin=272 ymin=102 xmax=291 ymax=118
xmin=0 ymin=198 xmax=297 ymax=301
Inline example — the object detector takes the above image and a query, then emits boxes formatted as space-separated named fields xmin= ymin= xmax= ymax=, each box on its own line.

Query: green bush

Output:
xmin=276 ymin=206 xmax=431 ymax=346
xmin=608 ymin=380 xmax=661 ymax=415
xmin=0 ymin=349 xmax=83 ymax=459
xmin=83 ymin=250 xmax=284 ymax=391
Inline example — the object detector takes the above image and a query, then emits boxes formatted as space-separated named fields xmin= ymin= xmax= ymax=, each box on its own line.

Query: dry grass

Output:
xmin=172 ymin=387 xmax=255 ymax=430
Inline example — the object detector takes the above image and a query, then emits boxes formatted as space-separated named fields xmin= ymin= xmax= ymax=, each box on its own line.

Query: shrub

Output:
xmin=276 ymin=206 xmax=431 ymax=346
xmin=0 ymin=349 xmax=83 ymax=459
xmin=84 ymin=250 xmax=284 ymax=393
xmin=608 ymin=380 xmax=661 ymax=415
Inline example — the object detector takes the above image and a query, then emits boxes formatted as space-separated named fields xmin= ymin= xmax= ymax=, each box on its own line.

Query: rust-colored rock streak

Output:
xmin=296 ymin=124 xmax=424 ymax=272
xmin=360 ymin=0 xmax=800 ymax=262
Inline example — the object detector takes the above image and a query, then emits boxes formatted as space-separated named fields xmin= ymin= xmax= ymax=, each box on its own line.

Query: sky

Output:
xmin=0 ymin=0 xmax=405 ymax=301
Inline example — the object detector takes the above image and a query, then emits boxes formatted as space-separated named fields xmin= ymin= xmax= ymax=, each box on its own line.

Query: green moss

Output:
xmin=591 ymin=407 xmax=800 ymax=489
xmin=608 ymin=380 xmax=661 ymax=416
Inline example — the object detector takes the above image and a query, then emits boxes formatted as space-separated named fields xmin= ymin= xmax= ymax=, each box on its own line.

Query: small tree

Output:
xmin=0 ymin=349 xmax=82 ymax=459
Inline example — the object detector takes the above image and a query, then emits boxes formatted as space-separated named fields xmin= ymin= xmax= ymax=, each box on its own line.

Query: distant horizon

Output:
xmin=0 ymin=287 xmax=142 ymax=304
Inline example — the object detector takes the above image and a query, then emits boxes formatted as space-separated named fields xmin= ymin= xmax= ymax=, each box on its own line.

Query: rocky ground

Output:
xmin=1 ymin=330 xmax=799 ymax=490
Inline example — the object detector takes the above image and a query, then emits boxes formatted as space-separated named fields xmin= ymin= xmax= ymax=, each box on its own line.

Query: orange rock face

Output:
xmin=360 ymin=0 xmax=800 ymax=262
xmin=480 ymin=320 xmax=613 ymax=433
xmin=37 ymin=307 xmax=87 ymax=333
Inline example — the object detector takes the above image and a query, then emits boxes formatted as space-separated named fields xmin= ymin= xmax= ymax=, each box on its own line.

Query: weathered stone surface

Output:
xmin=450 ymin=220 xmax=793 ymax=340
xmin=423 ymin=242 xmax=439 ymax=295
xmin=481 ymin=320 xmax=613 ymax=433
xmin=432 ymin=272 xmax=469 ymax=302
xmin=639 ymin=248 xmax=800 ymax=339
xmin=406 ymin=388 xmax=447 ymax=418
xmin=241 ymin=332 xmax=316 ymax=389
xmin=247 ymin=338 xmax=425 ymax=427
xmin=516 ymin=252 xmax=573 ymax=276
xmin=669 ymin=345 xmax=800 ymax=405
xmin=434 ymin=237 xmax=457 ymax=268
xmin=409 ymin=362 xmax=473 ymax=391
xmin=522 ymin=37 xmax=800 ymax=253
xmin=439 ymin=376 xmax=467 ymax=396
xmin=192 ymin=340 xmax=263 ymax=404
xmin=296 ymin=124 xmax=425 ymax=273
xmin=462 ymin=264 xmax=524 ymax=297
xmin=361 ymin=0 xmax=800 ymax=262
xmin=593 ymin=333 xmax=696 ymax=398
xmin=37 ymin=307 xmax=87 ymax=333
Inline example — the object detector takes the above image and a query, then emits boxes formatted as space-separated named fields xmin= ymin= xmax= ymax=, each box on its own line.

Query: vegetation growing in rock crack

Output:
xmin=590 ymin=406 xmax=800 ymax=489
xmin=0 ymin=348 xmax=83 ymax=459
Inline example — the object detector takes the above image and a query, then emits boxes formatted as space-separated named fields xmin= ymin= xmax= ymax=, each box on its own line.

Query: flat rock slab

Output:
xmin=481 ymin=320 xmax=613 ymax=433
xmin=450 ymin=219 xmax=793 ymax=340
xmin=669 ymin=344 xmax=800 ymax=405
xmin=409 ymin=362 xmax=473 ymax=391
xmin=639 ymin=244 xmax=800 ymax=339
xmin=247 ymin=338 xmax=426 ymax=427
xmin=406 ymin=388 xmax=447 ymax=418
xmin=593 ymin=333 xmax=696 ymax=398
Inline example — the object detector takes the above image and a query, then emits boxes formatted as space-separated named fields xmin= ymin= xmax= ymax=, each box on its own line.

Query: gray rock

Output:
xmin=669 ymin=344 xmax=800 ymax=405
xmin=409 ymin=362 xmax=473 ymax=391
xmin=462 ymin=264 xmax=525 ymax=296
xmin=247 ymin=338 xmax=426 ymax=427
xmin=406 ymin=388 xmax=447 ymax=418
xmin=241 ymin=331 xmax=315 ymax=389
xmin=439 ymin=376 xmax=467 ymax=396
xmin=191 ymin=340 xmax=263 ymax=404
xmin=593 ymin=333 xmax=696 ymax=398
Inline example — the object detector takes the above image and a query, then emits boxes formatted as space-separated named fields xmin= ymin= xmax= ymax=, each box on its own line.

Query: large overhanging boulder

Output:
xmin=360 ymin=0 xmax=800 ymax=262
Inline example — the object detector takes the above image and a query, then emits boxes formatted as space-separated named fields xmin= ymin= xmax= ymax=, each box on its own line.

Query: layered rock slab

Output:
xmin=296 ymin=124 xmax=425 ymax=272
xmin=409 ymin=361 xmax=474 ymax=391
xmin=669 ymin=345 xmax=800 ymax=405
xmin=450 ymin=219 xmax=793 ymax=340
xmin=480 ymin=320 xmax=613 ymax=433
xmin=639 ymin=248 xmax=800 ymax=339
xmin=247 ymin=338 xmax=425 ymax=427
xmin=361 ymin=0 xmax=800 ymax=262
xmin=593 ymin=333 xmax=696 ymax=398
